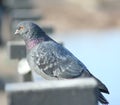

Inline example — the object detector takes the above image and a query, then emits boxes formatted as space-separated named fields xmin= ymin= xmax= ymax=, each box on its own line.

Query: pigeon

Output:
xmin=14 ymin=21 xmax=109 ymax=104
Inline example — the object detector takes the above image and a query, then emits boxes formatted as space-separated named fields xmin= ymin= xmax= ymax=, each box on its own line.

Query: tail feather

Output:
xmin=84 ymin=70 xmax=109 ymax=94
xmin=97 ymin=90 xmax=109 ymax=104
xmin=80 ymin=70 xmax=109 ymax=104
xmin=91 ymin=74 xmax=109 ymax=94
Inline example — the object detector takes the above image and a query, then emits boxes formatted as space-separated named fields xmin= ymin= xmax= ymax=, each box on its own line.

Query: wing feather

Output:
xmin=34 ymin=41 xmax=87 ymax=78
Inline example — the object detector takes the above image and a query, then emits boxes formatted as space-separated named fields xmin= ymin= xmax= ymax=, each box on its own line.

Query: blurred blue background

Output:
xmin=54 ymin=30 xmax=120 ymax=105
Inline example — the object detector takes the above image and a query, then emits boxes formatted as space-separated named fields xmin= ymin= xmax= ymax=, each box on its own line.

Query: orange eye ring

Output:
xmin=19 ymin=26 xmax=24 ymax=30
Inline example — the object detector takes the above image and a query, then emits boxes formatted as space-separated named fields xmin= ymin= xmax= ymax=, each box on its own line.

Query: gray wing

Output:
xmin=33 ymin=41 xmax=87 ymax=79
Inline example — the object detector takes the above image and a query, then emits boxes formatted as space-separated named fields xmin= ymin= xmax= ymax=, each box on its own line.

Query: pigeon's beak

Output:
xmin=14 ymin=29 xmax=19 ymax=35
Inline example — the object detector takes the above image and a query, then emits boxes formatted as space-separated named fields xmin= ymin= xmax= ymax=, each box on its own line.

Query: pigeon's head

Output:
xmin=14 ymin=21 xmax=45 ymax=41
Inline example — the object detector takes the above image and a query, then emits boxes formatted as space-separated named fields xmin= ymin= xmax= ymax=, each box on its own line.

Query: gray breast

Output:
xmin=27 ymin=46 xmax=58 ymax=80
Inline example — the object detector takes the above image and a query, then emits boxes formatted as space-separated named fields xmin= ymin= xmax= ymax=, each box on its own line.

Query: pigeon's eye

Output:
xmin=19 ymin=26 xmax=24 ymax=30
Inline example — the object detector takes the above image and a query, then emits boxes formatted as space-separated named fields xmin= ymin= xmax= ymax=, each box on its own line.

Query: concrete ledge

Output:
xmin=11 ymin=9 xmax=42 ymax=20
xmin=6 ymin=78 xmax=98 ymax=105
xmin=7 ymin=41 xmax=26 ymax=59
xmin=6 ymin=78 xmax=97 ymax=91
xmin=12 ymin=0 xmax=34 ymax=9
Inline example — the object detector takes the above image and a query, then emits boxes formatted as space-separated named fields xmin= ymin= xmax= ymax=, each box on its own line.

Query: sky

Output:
xmin=52 ymin=30 xmax=120 ymax=105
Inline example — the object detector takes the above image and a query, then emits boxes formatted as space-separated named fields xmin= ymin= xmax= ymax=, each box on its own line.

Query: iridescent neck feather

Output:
xmin=26 ymin=38 xmax=44 ymax=50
